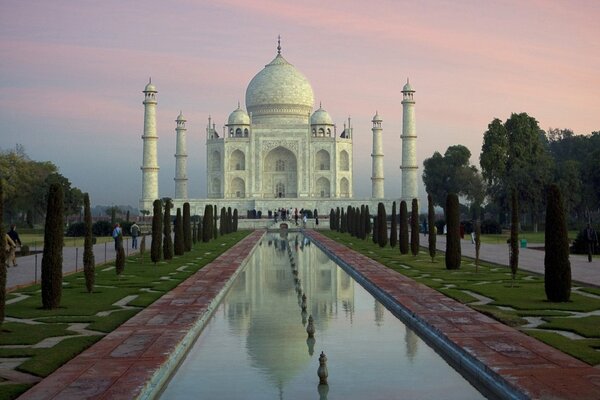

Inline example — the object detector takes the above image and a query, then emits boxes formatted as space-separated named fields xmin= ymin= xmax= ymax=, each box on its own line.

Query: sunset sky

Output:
xmin=1 ymin=0 xmax=599 ymax=207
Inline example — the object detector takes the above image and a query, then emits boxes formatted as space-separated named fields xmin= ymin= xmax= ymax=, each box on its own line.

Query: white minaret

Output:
xmin=371 ymin=111 xmax=384 ymax=198
xmin=140 ymin=79 xmax=159 ymax=212
xmin=401 ymin=78 xmax=418 ymax=202
xmin=174 ymin=111 xmax=188 ymax=199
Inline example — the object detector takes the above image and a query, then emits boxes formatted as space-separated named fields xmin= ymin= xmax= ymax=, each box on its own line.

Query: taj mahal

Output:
xmin=139 ymin=39 xmax=418 ymax=216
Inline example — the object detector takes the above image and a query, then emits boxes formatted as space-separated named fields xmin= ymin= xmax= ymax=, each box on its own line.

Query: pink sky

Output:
xmin=1 ymin=0 xmax=599 ymax=207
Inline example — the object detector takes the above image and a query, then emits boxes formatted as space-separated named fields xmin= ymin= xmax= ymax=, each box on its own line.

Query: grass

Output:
xmin=479 ymin=230 xmax=578 ymax=245
xmin=19 ymin=233 xmax=114 ymax=249
xmin=321 ymin=230 xmax=600 ymax=366
xmin=0 ymin=230 xmax=251 ymax=398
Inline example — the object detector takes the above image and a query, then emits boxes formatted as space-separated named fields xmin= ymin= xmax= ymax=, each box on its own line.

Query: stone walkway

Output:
xmin=12 ymin=229 xmax=600 ymax=399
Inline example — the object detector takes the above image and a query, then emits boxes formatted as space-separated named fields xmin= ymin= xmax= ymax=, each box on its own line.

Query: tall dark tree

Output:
xmin=329 ymin=209 xmax=335 ymax=231
xmin=390 ymin=202 xmax=398 ymax=248
xmin=544 ymin=184 xmax=571 ymax=302
xmin=227 ymin=207 xmax=233 ymax=234
xmin=399 ymin=201 xmax=409 ymax=254
xmin=365 ymin=205 xmax=371 ymax=236
xmin=183 ymin=202 xmax=192 ymax=251
xmin=202 ymin=204 xmax=212 ymax=242
xmin=213 ymin=205 xmax=218 ymax=239
xmin=445 ymin=193 xmax=461 ymax=270
xmin=163 ymin=199 xmax=173 ymax=260
xmin=372 ymin=215 xmax=378 ymax=244
xmin=411 ymin=199 xmax=420 ymax=256
xmin=115 ymin=236 xmax=125 ymax=276
xmin=150 ymin=199 xmax=162 ymax=264
xmin=377 ymin=202 xmax=387 ymax=248
xmin=346 ymin=206 xmax=353 ymax=236
xmin=340 ymin=208 xmax=346 ymax=233
xmin=427 ymin=194 xmax=436 ymax=262
xmin=83 ymin=193 xmax=95 ymax=293
xmin=174 ymin=208 xmax=184 ymax=256
xmin=233 ymin=209 xmax=238 ymax=232
xmin=359 ymin=205 xmax=366 ymax=239
xmin=41 ymin=183 xmax=64 ymax=309
xmin=510 ymin=190 xmax=519 ymax=280
xmin=219 ymin=207 xmax=226 ymax=236
xmin=0 ymin=180 xmax=6 ymax=323
xmin=336 ymin=207 xmax=341 ymax=232
xmin=474 ymin=219 xmax=481 ymax=272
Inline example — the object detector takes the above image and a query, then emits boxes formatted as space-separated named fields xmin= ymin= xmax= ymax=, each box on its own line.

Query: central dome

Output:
xmin=245 ymin=53 xmax=314 ymax=117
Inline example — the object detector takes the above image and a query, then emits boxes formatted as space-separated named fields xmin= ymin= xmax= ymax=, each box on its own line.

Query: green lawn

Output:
xmin=479 ymin=230 xmax=579 ymax=245
xmin=321 ymin=231 xmax=600 ymax=366
xmin=0 ymin=230 xmax=251 ymax=399
xmin=19 ymin=233 xmax=114 ymax=249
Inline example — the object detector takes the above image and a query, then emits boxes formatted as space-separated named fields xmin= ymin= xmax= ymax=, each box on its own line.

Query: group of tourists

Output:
xmin=273 ymin=208 xmax=317 ymax=228
xmin=112 ymin=222 xmax=141 ymax=251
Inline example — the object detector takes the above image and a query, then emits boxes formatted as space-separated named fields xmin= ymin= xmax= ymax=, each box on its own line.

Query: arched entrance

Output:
xmin=263 ymin=146 xmax=297 ymax=198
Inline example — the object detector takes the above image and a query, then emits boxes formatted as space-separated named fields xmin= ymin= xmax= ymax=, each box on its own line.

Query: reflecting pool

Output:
xmin=160 ymin=233 xmax=485 ymax=399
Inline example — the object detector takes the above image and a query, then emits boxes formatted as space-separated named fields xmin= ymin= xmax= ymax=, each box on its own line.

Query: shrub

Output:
xmin=570 ymin=229 xmax=600 ymax=255
xmin=445 ymin=193 xmax=461 ymax=270
xmin=399 ymin=201 xmax=409 ymax=255
xmin=92 ymin=220 xmax=113 ymax=237
xmin=41 ymin=183 xmax=64 ymax=309
xmin=411 ymin=199 xmax=419 ymax=256
xmin=66 ymin=222 xmax=85 ymax=237
xmin=545 ymin=184 xmax=571 ymax=302
xmin=481 ymin=219 xmax=502 ymax=234
xmin=19 ymin=245 xmax=30 ymax=256
xmin=83 ymin=193 xmax=95 ymax=293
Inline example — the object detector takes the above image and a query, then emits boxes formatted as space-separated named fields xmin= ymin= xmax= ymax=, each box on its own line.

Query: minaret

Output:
xmin=371 ymin=111 xmax=384 ymax=198
xmin=140 ymin=78 xmax=159 ymax=212
xmin=174 ymin=111 xmax=188 ymax=199
xmin=401 ymin=78 xmax=418 ymax=203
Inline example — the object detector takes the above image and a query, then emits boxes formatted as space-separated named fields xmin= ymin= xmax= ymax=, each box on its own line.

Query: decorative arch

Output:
xmin=316 ymin=177 xmax=330 ymax=197
xmin=235 ymin=128 xmax=242 ymax=137
xmin=315 ymin=149 xmax=330 ymax=170
xmin=264 ymin=146 xmax=297 ymax=198
xmin=211 ymin=177 xmax=221 ymax=195
xmin=339 ymin=150 xmax=349 ymax=171
xmin=231 ymin=177 xmax=245 ymax=198
xmin=230 ymin=149 xmax=245 ymax=171
xmin=340 ymin=177 xmax=349 ymax=197
xmin=211 ymin=150 xmax=221 ymax=171
xmin=318 ymin=127 xmax=325 ymax=136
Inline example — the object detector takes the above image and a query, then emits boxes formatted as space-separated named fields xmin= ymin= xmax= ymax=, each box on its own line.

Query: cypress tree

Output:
xmin=126 ymin=210 xmax=130 ymax=222
xmin=213 ymin=205 xmax=218 ymax=239
xmin=359 ymin=205 xmax=366 ymax=239
xmin=510 ymin=190 xmax=519 ymax=280
xmin=115 ymin=236 xmax=125 ymax=276
xmin=227 ymin=207 xmax=233 ymax=234
xmin=183 ymin=202 xmax=192 ymax=251
xmin=83 ymin=193 xmax=95 ymax=293
xmin=202 ymin=204 xmax=212 ymax=242
xmin=163 ymin=199 xmax=173 ymax=260
xmin=427 ymin=194 xmax=436 ymax=263
xmin=336 ymin=207 xmax=340 ymax=232
xmin=233 ymin=209 xmax=238 ymax=232
xmin=139 ymin=235 xmax=146 ymax=260
xmin=219 ymin=207 xmax=226 ymax=235
xmin=41 ymin=183 xmax=64 ymax=309
xmin=346 ymin=206 xmax=352 ymax=236
xmin=355 ymin=206 xmax=361 ymax=238
xmin=377 ymin=202 xmax=387 ymax=248
xmin=174 ymin=208 xmax=184 ymax=256
xmin=445 ymin=193 xmax=461 ymax=270
xmin=151 ymin=199 xmax=162 ymax=264
xmin=411 ymin=199 xmax=420 ymax=256
xmin=399 ymin=201 xmax=409 ymax=254
xmin=340 ymin=209 xmax=346 ymax=233
xmin=0 ymin=180 xmax=5 ymax=323
xmin=192 ymin=220 xmax=197 ymax=244
xmin=365 ymin=205 xmax=371 ymax=236
xmin=372 ymin=215 xmax=378 ymax=244
xmin=544 ymin=184 xmax=571 ymax=302
xmin=329 ymin=209 xmax=335 ymax=230
xmin=474 ymin=219 xmax=481 ymax=271
xmin=390 ymin=201 xmax=398 ymax=248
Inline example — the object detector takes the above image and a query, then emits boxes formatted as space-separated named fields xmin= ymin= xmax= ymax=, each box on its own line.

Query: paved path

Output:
xmin=7 ymin=235 xmax=151 ymax=291
xmin=432 ymin=234 xmax=600 ymax=287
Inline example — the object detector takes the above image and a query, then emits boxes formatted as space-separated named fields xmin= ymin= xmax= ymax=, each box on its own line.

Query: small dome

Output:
xmin=311 ymin=106 xmax=333 ymax=126
xmin=372 ymin=111 xmax=382 ymax=122
xmin=144 ymin=80 xmax=157 ymax=92
xmin=176 ymin=111 xmax=185 ymax=121
xmin=402 ymin=79 xmax=414 ymax=92
xmin=228 ymin=105 xmax=250 ymax=125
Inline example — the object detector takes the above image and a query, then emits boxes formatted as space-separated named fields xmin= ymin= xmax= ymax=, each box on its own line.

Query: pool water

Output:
xmin=160 ymin=233 xmax=485 ymax=399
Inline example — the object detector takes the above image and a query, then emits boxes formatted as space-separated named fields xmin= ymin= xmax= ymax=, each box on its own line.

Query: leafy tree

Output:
xmin=480 ymin=113 xmax=552 ymax=230
xmin=377 ymin=202 xmax=387 ymax=248
xmin=411 ymin=199 xmax=420 ymax=256
xmin=389 ymin=202 xmax=397 ymax=248
xmin=0 ymin=179 xmax=6 ymax=324
xmin=423 ymin=145 xmax=483 ymax=212
xmin=399 ymin=201 xmax=409 ymax=254
xmin=183 ymin=203 xmax=191 ymax=251
xmin=428 ymin=194 xmax=436 ymax=262
xmin=174 ymin=208 xmax=184 ymax=256
xmin=510 ymin=191 xmax=519 ymax=281
xmin=150 ymin=200 xmax=162 ymax=264
xmin=163 ymin=199 xmax=173 ymax=260
xmin=83 ymin=193 xmax=95 ymax=293
xmin=545 ymin=185 xmax=571 ymax=301
xmin=445 ymin=193 xmax=461 ymax=270
xmin=41 ymin=183 xmax=64 ymax=309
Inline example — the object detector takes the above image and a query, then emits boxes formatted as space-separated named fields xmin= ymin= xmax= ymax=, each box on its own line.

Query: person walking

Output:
xmin=130 ymin=222 xmax=140 ymax=249
xmin=7 ymin=224 xmax=21 ymax=266
xmin=112 ymin=223 xmax=123 ymax=251
xmin=4 ymin=233 xmax=17 ymax=267
xmin=584 ymin=223 xmax=598 ymax=263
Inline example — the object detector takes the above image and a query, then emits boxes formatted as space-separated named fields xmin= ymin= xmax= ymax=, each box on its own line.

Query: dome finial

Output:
xmin=238 ymin=100 xmax=240 ymax=109
xmin=319 ymin=101 xmax=322 ymax=109
xmin=149 ymin=77 xmax=152 ymax=84
xmin=277 ymin=35 xmax=281 ymax=55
